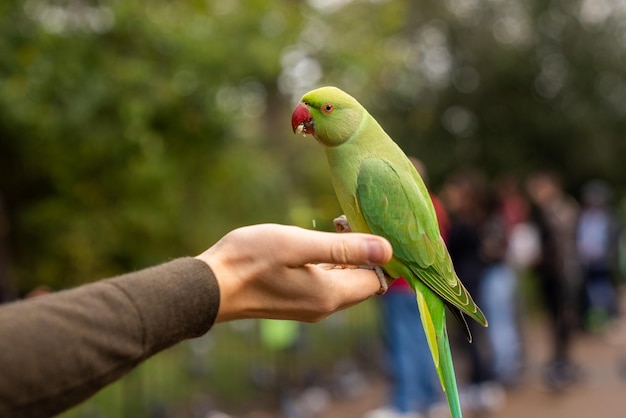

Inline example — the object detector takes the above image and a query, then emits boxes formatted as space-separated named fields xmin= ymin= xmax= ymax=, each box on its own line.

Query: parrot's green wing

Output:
xmin=356 ymin=157 xmax=487 ymax=327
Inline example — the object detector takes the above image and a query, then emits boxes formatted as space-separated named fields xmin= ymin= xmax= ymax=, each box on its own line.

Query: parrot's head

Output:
xmin=291 ymin=86 xmax=364 ymax=147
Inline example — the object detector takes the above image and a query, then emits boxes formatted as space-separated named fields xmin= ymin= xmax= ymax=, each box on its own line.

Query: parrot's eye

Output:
xmin=321 ymin=103 xmax=334 ymax=114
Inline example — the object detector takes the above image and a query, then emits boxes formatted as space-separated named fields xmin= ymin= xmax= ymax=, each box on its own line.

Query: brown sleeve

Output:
xmin=0 ymin=257 xmax=220 ymax=418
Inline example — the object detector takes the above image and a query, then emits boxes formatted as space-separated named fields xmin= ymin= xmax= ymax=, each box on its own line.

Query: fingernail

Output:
xmin=366 ymin=239 xmax=387 ymax=266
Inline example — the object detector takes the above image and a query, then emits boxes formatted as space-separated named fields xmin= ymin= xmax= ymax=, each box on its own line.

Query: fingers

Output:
xmin=281 ymin=226 xmax=393 ymax=267
xmin=323 ymin=266 xmax=386 ymax=300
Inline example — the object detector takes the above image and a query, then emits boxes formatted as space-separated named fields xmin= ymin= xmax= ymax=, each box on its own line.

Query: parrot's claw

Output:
xmin=374 ymin=266 xmax=389 ymax=295
xmin=333 ymin=215 xmax=387 ymax=294
xmin=333 ymin=214 xmax=352 ymax=233
xmin=320 ymin=264 xmax=390 ymax=295
xmin=358 ymin=265 xmax=389 ymax=295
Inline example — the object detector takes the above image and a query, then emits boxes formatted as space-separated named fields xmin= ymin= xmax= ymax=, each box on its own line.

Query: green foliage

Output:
xmin=0 ymin=0 xmax=317 ymax=290
xmin=2 ymin=0 xmax=626 ymax=292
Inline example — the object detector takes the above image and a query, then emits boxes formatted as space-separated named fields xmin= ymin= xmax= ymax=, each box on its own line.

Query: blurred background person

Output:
xmin=479 ymin=176 xmax=527 ymax=389
xmin=442 ymin=169 xmax=504 ymax=413
xmin=576 ymin=179 xmax=621 ymax=331
xmin=526 ymin=171 xmax=581 ymax=391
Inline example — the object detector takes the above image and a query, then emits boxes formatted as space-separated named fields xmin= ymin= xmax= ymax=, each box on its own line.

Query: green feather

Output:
xmin=356 ymin=158 xmax=487 ymax=327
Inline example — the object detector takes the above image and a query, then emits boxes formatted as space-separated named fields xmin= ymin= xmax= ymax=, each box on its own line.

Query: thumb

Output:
xmin=287 ymin=227 xmax=393 ymax=267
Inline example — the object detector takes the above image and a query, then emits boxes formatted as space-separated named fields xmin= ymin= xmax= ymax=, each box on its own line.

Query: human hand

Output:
xmin=195 ymin=224 xmax=393 ymax=323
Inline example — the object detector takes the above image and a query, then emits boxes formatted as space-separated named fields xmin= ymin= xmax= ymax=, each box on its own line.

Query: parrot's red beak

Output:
xmin=291 ymin=103 xmax=314 ymax=136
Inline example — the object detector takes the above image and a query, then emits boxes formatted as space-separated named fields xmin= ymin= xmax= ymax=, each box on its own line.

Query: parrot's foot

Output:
xmin=320 ymin=264 xmax=390 ymax=295
xmin=359 ymin=265 xmax=389 ymax=295
xmin=374 ymin=266 xmax=389 ymax=295
xmin=333 ymin=215 xmax=351 ymax=233
xmin=332 ymin=215 xmax=388 ymax=294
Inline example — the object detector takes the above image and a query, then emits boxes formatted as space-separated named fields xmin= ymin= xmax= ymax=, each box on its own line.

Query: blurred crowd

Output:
xmin=367 ymin=166 xmax=624 ymax=418
xmin=448 ymin=170 xmax=620 ymax=387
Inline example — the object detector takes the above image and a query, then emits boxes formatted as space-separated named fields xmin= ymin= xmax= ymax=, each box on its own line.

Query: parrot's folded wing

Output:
xmin=356 ymin=157 xmax=487 ymax=327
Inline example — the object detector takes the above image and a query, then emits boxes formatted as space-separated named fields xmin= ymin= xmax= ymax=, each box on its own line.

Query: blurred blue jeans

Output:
xmin=381 ymin=290 xmax=441 ymax=413
xmin=480 ymin=263 xmax=521 ymax=385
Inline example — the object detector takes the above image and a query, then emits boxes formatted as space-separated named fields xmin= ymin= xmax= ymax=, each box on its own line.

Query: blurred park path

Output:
xmin=318 ymin=291 xmax=626 ymax=418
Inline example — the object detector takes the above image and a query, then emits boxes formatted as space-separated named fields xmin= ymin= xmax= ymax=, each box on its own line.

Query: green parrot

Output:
xmin=291 ymin=86 xmax=488 ymax=418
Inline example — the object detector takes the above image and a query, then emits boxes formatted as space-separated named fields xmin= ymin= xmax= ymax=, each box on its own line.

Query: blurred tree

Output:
xmin=0 ymin=0 xmax=313 ymax=290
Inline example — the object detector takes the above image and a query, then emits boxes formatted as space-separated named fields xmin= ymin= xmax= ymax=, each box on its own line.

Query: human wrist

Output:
xmin=195 ymin=251 xmax=244 ymax=323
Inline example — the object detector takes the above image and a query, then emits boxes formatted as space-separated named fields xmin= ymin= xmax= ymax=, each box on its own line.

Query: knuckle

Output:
xmin=329 ymin=240 xmax=352 ymax=265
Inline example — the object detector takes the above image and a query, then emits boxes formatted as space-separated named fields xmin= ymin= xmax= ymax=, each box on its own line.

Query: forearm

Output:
xmin=0 ymin=257 xmax=219 ymax=418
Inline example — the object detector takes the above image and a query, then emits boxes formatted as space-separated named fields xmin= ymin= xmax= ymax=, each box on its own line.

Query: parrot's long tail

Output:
xmin=438 ymin=326 xmax=462 ymax=418
xmin=414 ymin=284 xmax=462 ymax=418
